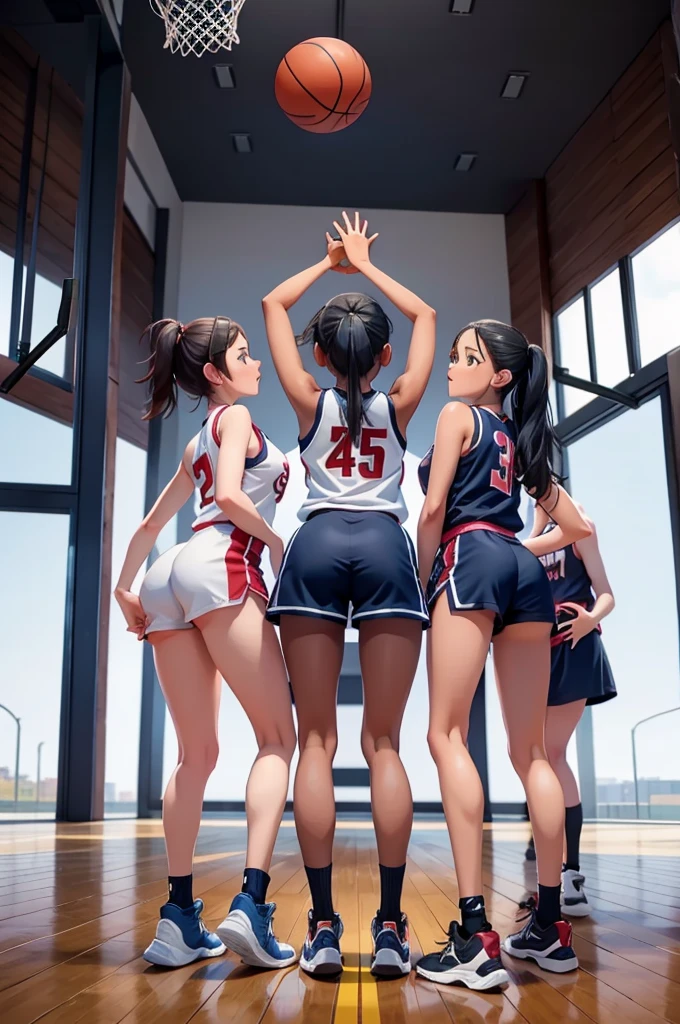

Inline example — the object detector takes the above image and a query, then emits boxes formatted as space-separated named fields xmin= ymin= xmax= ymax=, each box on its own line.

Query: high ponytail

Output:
xmin=298 ymin=293 xmax=392 ymax=446
xmin=138 ymin=315 xmax=245 ymax=420
xmin=459 ymin=320 xmax=559 ymax=499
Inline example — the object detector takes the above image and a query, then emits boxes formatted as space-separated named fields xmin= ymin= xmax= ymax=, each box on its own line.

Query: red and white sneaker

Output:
xmin=502 ymin=899 xmax=578 ymax=973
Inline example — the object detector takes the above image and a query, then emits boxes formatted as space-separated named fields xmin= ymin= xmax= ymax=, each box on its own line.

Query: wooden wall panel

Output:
xmin=505 ymin=180 xmax=552 ymax=355
xmin=117 ymin=211 xmax=154 ymax=450
xmin=546 ymin=28 xmax=680 ymax=312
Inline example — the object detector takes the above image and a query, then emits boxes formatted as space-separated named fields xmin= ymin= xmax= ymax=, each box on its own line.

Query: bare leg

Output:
xmin=493 ymin=622 xmax=565 ymax=888
xmin=545 ymin=700 xmax=586 ymax=807
xmin=426 ymin=600 xmax=495 ymax=897
xmin=280 ymin=615 xmax=344 ymax=868
xmin=149 ymin=628 xmax=221 ymax=877
xmin=359 ymin=618 xmax=421 ymax=867
xmin=196 ymin=595 xmax=296 ymax=872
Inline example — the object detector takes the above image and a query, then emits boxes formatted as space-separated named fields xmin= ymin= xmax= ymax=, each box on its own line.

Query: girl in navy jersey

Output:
xmin=415 ymin=320 xmax=591 ymax=988
xmin=114 ymin=316 xmax=296 ymax=970
xmin=263 ymin=213 xmax=435 ymax=978
xmin=525 ymin=502 xmax=616 ymax=916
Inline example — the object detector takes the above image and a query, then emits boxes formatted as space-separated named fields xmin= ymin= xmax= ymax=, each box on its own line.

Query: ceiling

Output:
xmin=119 ymin=0 xmax=669 ymax=213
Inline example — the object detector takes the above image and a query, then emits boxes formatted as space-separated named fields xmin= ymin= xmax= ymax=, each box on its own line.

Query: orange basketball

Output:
xmin=275 ymin=37 xmax=371 ymax=134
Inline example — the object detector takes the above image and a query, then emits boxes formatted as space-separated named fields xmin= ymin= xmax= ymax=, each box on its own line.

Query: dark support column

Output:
xmin=138 ymin=209 xmax=170 ymax=818
xmin=57 ymin=17 xmax=130 ymax=821
xmin=469 ymin=672 xmax=491 ymax=822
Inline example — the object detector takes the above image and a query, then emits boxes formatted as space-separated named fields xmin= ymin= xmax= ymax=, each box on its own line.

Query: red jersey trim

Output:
xmin=211 ymin=405 xmax=230 ymax=446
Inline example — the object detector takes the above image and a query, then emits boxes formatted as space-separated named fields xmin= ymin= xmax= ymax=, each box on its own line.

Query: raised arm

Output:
xmin=261 ymin=241 xmax=347 ymax=430
xmin=417 ymin=402 xmax=475 ymax=589
xmin=529 ymin=499 xmax=551 ymax=539
xmin=334 ymin=212 xmax=436 ymax=433
xmin=523 ymin=484 xmax=592 ymax=558
xmin=114 ymin=440 xmax=195 ymax=636
xmin=214 ymin=404 xmax=285 ymax=573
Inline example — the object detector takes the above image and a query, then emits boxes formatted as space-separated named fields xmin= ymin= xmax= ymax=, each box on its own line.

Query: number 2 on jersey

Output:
xmin=193 ymin=452 xmax=214 ymax=508
xmin=325 ymin=426 xmax=388 ymax=480
xmin=490 ymin=430 xmax=515 ymax=495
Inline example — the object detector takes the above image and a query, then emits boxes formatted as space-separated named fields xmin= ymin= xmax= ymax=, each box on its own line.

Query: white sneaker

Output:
xmin=561 ymin=869 xmax=590 ymax=917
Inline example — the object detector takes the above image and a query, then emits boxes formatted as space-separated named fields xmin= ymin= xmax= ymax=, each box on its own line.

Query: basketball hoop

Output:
xmin=149 ymin=0 xmax=248 ymax=57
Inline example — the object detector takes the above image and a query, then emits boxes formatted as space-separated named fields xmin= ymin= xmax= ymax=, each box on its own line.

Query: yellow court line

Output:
xmin=334 ymin=965 xmax=360 ymax=1024
xmin=360 ymin=968 xmax=381 ymax=1024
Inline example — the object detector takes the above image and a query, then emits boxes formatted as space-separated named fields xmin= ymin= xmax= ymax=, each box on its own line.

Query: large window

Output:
xmin=0 ymin=511 xmax=70 ymax=820
xmin=632 ymin=222 xmax=680 ymax=368
xmin=0 ymin=398 xmax=72 ymax=484
xmin=555 ymin=296 xmax=591 ymax=418
xmin=589 ymin=268 xmax=629 ymax=388
xmin=567 ymin=397 xmax=680 ymax=819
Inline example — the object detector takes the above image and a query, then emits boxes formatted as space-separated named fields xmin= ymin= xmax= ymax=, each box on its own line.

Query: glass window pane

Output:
xmin=29 ymin=273 xmax=67 ymax=377
xmin=0 ymin=511 xmax=69 ymax=820
xmin=590 ymin=269 xmax=629 ymax=387
xmin=632 ymin=223 xmax=680 ymax=368
xmin=0 ymin=397 xmax=72 ymax=484
xmin=555 ymin=297 xmax=592 ymax=418
xmin=567 ymin=397 xmax=680 ymax=819
xmin=105 ymin=438 xmax=148 ymax=816
xmin=1 ymin=251 xmax=15 ymax=359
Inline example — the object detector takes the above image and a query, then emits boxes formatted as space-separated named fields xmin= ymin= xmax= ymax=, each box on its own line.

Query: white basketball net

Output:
xmin=149 ymin=0 xmax=248 ymax=57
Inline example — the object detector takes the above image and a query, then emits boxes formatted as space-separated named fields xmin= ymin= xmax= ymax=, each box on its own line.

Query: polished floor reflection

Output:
xmin=1 ymin=817 xmax=679 ymax=1022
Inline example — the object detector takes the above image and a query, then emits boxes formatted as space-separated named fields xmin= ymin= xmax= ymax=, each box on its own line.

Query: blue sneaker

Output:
xmin=217 ymin=892 xmax=297 ymax=969
xmin=143 ymin=899 xmax=226 ymax=967
xmin=299 ymin=911 xmax=343 ymax=976
xmin=371 ymin=913 xmax=412 ymax=977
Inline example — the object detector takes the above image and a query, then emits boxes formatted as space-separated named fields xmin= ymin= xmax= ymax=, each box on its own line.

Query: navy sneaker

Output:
xmin=216 ymin=892 xmax=297 ymax=969
xmin=299 ymin=911 xmax=344 ymax=976
xmin=415 ymin=921 xmax=508 ymax=990
xmin=525 ymin=836 xmax=536 ymax=862
xmin=370 ymin=913 xmax=411 ymax=977
xmin=502 ymin=898 xmax=579 ymax=973
xmin=143 ymin=899 xmax=226 ymax=967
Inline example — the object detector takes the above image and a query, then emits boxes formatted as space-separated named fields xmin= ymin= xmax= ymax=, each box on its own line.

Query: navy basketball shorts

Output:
xmin=266 ymin=509 xmax=430 ymax=628
xmin=426 ymin=525 xmax=555 ymax=635
xmin=548 ymin=629 xmax=617 ymax=707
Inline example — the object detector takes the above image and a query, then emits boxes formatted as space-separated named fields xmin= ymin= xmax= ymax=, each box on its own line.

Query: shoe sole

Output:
xmin=561 ymin=902 xmax=591 ymax=918
xmin=416 ymin=963 xmax=509 ymax=990
xmin=300 ymin=947 xmax=343 ymax=976
xmin=501 ymin=939 xmax=579 ymax=973
xmin=217 ymin=910 xmax=298 ymax=970
xmin=143 ymin=921 xmax=226 ymax=968
xmin=371 ymin=947 xmax=411 ymax=978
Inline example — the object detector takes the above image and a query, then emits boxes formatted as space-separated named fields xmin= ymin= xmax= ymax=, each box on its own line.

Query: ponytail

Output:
xmin=298 ymin=293 xmax=392 ymax=446
xmin=138 ymin=315 xmax=245 ymax=420
xmin=138 ymin=319 xmax=182 ymax=419
xmin=462 ymin=321 xmax=559 ymax=499
xmin=511 ymin=344 xmax=556 ymax=499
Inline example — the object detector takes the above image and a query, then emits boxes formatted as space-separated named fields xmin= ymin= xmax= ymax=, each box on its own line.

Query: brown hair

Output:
xmin=138 ymin=316 xmax=245 ymax=419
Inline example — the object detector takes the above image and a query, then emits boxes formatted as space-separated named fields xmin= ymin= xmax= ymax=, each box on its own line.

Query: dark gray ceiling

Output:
xmin=122 ymin=0 xmax=670 ymax=214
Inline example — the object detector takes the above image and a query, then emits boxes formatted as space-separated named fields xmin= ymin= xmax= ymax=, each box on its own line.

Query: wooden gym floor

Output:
xmin=1 ymin=817 xmax=679 ymax=1023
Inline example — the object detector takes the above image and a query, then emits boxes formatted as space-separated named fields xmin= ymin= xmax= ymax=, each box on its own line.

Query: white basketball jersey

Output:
xmin=298 ymin=388 xmax=407 ymax=523
xmin=191 ymin=405 xmax=289 ymax=531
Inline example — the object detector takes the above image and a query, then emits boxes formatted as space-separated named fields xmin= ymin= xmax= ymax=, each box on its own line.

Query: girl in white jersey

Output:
xmin=264 ymin=213 xmax=435 ymax=979
xmin=114 ymin=315 xmax=297 ymax=971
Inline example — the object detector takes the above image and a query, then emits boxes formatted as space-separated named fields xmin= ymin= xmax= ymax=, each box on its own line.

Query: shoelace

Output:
xmin=516 ymin=895 xmax=538 ymax=927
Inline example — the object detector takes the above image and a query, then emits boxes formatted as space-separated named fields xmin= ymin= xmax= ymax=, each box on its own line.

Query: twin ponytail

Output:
xmin=138 ymin=316 xmax=244 ymax=420
xmin=298 ymin=293 xmax=392 ymax=446
xmin=463 ymin=321 xmax=558 ymax=500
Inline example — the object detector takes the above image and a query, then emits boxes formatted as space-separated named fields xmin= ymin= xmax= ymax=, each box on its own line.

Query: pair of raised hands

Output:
xmin=325 ymin=210 xmax=378 ymax=275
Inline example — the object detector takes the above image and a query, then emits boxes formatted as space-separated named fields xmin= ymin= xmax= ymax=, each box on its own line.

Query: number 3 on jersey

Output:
xmin=325 ymin=426 xmax=387 ymax=480
xmin=490 ymin=430 xmax=515 ymax=495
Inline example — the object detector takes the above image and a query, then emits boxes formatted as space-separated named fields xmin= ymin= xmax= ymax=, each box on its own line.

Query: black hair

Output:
xmin=138 ymin=316 xmax=245 ymax=420
xmin=452 ymin=319 xmax=559 ymax=499
xmin=298 ymin=293 xmax=392 ymax=445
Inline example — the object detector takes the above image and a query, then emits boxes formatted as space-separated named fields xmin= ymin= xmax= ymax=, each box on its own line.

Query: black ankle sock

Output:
xmin=167 ymin=873 xmax=193 ymax=910
xmin=537 ymin=883 xmax=562 ymax=928
xmin=242 ymin=867 xmax=270 ymax=905
xmin=378 ymin=863 xmax=406 ymax=923
xmin=305 ymin=864 xmax=334 ymax=921
xmin=564 ymin=803 xmax=583 ymax=872
xmin=459 ymin=895 xmax=488 ymax=939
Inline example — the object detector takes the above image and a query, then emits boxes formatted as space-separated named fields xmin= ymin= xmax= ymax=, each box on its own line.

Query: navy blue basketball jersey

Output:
xmin=418 ymin=405 xmax=524 ymax=535
xmin=538 ymin=522 xmax=594 ymax=607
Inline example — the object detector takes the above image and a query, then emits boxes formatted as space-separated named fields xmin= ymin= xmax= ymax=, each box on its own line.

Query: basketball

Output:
xmin=275 ymin=37 xmax=371 ymax=134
